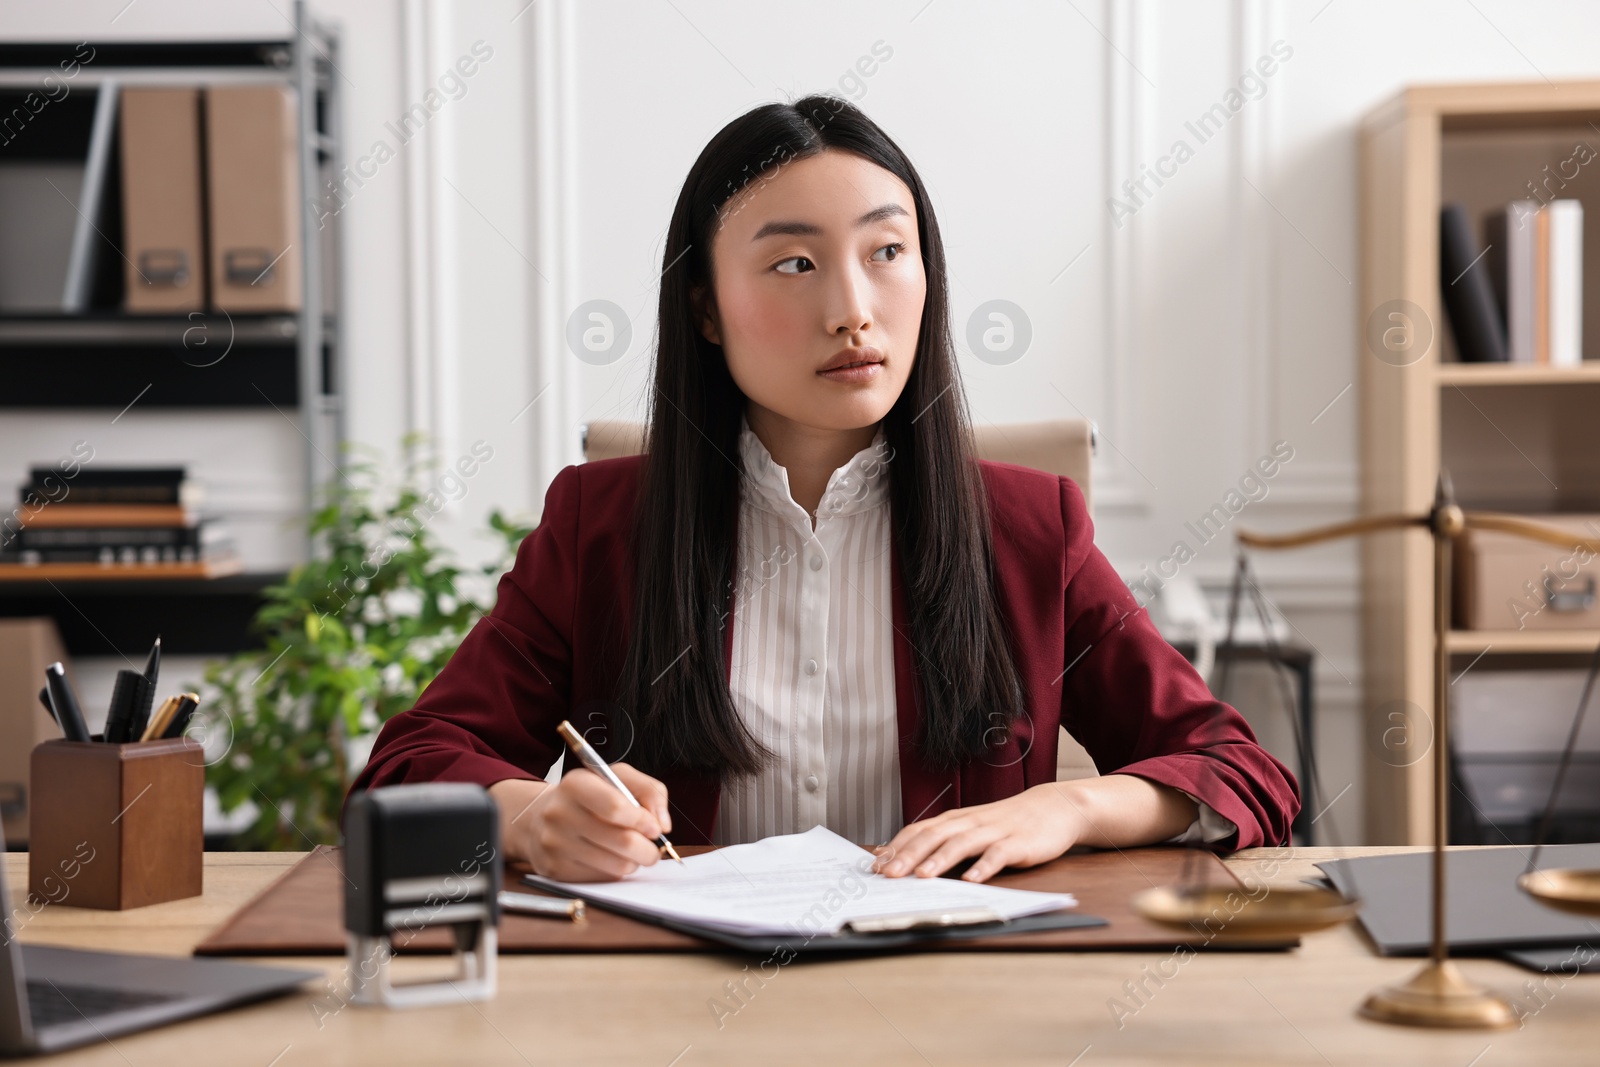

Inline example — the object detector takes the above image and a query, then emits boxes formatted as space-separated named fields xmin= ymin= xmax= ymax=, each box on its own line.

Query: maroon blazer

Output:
xmin=350 ymin=456 xmax=1300 ymax=849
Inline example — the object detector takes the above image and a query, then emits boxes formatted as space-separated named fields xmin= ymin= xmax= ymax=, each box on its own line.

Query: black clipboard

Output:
xmin=521 ymin=873 xmax=1107 ymax=954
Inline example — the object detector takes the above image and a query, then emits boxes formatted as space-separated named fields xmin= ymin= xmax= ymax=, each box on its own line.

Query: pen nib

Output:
xmin=664 ymin=842 xmax=684 ymax=864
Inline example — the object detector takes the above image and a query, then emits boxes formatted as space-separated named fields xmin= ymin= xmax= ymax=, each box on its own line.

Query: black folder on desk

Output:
xmin=521 ymin=873 xmax=1108 ymax=955
xmin=1316 ymin=843 xmax=1600 ymax=957
xmin=1501 ymin=945 xmax=1600 ymax=973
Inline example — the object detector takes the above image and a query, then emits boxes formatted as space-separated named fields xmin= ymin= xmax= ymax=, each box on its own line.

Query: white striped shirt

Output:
xmin=714 ymin=415 xmax=900 ymax=846
xmin=712 ymin=414 xmax=1233 ymax=848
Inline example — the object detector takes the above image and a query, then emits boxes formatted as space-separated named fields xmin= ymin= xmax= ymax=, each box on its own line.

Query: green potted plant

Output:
xmin=197 ymin=438 xmax=531 ymax=849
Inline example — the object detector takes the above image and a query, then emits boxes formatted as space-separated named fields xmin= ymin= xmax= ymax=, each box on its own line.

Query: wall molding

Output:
xmin=1096 ymin=0 xmax=1152 ymax=516
xmin=525 ymin=0 xmax=582 ymax=505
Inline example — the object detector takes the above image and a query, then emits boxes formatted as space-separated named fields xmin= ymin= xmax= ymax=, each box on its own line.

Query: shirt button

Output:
xmin=804 ymin=774 xmax=820 ymax=793
xmin=809 ymin=554 xmax=824 ymax=571
xmin=804 ymin=658 xmax=819 ymax=676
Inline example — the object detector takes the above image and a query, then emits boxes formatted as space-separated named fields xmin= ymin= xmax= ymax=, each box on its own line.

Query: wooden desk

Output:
xmin=5 ymin=847 xmax=1594 ymax=1065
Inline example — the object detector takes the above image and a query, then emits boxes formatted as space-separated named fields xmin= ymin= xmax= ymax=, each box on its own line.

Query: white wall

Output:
xmin=9 ymin=0 xmax=1600 ymax=841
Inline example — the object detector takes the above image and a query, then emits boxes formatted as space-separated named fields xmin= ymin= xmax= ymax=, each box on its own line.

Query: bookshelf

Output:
xmin=0 ymin=4 xmax=343 ymax=655
xmin=1360 ymin=80 xmax=1600 ymax=844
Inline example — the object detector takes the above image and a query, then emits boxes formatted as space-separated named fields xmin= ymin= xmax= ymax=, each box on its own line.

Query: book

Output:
xmin=60 ymin=80 xmax=119 ymax=313
xmin=7 ymin=546 xmax=233 ymax=565
xmin=0 ymin=559 xmax=245 ymax=581
xmin=12 ymin=512 xmax=228 ymax=565
xmin=16 ymin=525 xmax=210 ymax=550
xmin=13 ymin=503 xmax=197 ymax=529
xmin=7 ymin=545 xmax=233 ymax=566
xmin=1440 ymin=202 xmax=1508 ymax=363
xmin=3 ymin=527 xmax=233 ymax=566
xmin=1535 ymin=205 xmax=1550 ymax=364
xmin=25 ymin=466 xmax=186 ymax=490
xmin=22 ymin=467 xmax=196 ymax=506
xmin=1483 ymin=199 xmax=1584 ymax=366
xmin=1484 ymin=201 xmax=1537 ymax=364
xmin=1547 ymin=199 xmax=1584 ymax=366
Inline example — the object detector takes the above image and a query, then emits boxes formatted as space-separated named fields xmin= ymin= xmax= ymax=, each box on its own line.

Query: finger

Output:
xmin=551 ymin=849 xmax=633 ymax=883
xmin=566 ymin=768 xmax=662 ymax=838
xmin=569 ymin=829 xmax=649 ymax=880
xmin=876 ymin=819 xmax=965 ymax=877
xmin=913 ymin=827 xmax=1000 ymax=878
xmin=529 ymin=816 xmax=633 ymax=883
xmin=960 ymin=842 xmax=1017 ymax=883
xmin=877 ymin=824 xmax=951 ymax=874
xmin=870 ymin=837 xmax=903 ymax=873
xmin=870 ymin=832 xmax=922 ymax=875
xmin=613 ymin=763 xmax=672 ymax=833
xmin=576 ymin=817 xmax=662 ymax=871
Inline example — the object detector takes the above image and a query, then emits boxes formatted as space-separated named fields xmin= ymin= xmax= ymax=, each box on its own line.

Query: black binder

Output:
xmin=1440 ymin=201 xmax=1510 ymax=363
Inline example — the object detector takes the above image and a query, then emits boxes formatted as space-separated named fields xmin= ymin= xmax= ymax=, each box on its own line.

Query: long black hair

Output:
xmin=614 ymin=93 xmax=1026 ymax=779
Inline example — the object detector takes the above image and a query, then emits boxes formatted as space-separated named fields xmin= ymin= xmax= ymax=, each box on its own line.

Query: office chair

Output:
xmin=580 ymin=418 xmax=1096 ymax=515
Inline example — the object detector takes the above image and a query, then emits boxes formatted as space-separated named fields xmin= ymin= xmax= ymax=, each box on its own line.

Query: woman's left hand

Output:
xmin=871 ymin=782 xmax=1090 ymax=884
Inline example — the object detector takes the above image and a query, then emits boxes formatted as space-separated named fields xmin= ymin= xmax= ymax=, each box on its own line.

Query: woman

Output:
xmin=350 ymin=94 xmax=1298 ymax=884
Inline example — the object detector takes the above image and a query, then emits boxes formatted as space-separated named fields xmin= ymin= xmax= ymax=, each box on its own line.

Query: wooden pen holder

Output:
xmin=28 ymin=738 xmax=204 ymax=910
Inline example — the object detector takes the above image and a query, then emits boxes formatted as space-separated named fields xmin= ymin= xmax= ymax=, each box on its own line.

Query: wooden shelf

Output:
xmin=1360 ymin=78 xmax=1600 ymax=845
xmin=1436 ymin=363 xmax=1600 ymax=386
xmin=0 ymin=558 xmax=243 ymax=582
xmin=1447 ymin=629 xmax=1600 ymax=654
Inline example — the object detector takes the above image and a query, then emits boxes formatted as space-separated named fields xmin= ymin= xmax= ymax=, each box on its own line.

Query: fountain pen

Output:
xmin=555 ymin=719 xmax=683 ymax=864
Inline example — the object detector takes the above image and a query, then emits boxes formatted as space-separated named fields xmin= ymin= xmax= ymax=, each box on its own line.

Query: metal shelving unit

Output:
xmin=0 ymin=1 xmax=343 ymax=648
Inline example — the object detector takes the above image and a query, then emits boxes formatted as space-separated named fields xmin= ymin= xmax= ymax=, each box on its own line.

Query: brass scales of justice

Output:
xmin=1130 ymin=471 xmax=1600 ymax=1030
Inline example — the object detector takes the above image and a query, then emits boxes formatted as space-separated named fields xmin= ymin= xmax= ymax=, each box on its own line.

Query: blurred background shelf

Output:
xmin=1446 ymin=629 xmax=1600 ymax=654
xmin=1 ymin=347 xmax=301 ymax=407
xmin=0 ymin=569 xmax=280 ymax=656
xmin=0 ymin=559 xmax=244 ymax=582
xmin=1435 ymin=362 xmax=1600 ymax=385
xmin=0 ymin=312 xmax=302 ymax=343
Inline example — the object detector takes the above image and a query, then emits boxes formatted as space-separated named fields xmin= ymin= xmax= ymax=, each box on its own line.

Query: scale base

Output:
xmin=1359 ymin=960 xmax=1518 ymax=1030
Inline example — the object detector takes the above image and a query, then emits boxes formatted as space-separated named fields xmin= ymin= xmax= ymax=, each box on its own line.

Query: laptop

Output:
xmin=1 ymin=828 xmax=320 ymax=1056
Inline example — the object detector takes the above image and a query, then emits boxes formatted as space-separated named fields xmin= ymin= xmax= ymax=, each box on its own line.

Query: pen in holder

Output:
xmin=28 ymin=737 xmax=204 ymax=910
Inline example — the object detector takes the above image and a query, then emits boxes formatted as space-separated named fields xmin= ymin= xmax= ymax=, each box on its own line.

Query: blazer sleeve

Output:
xmin=347 ymin=464 xmax=582 ymax=800
xmin=1054 ymin=476 xmax=1301 ymax=849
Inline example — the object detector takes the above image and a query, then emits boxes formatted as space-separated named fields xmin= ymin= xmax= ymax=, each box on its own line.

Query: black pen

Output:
xmin=131 ymin=636 xmax=161 ymax=739
xmin=142 ymin=634 xmax=160 ymax=686
xmin=44 ymin=663 xmax=92 ymax=743
xmin=38 ymin=686 xmax=59 ymax=726
xmin=105 ymin=669 xmax=149 ymax=744
xmin=161 ymin=693 xmax=200 ymax=739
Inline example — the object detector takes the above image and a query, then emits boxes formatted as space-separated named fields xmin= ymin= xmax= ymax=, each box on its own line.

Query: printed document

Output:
xmin=522 ymin=824 xmax=1077 ymax=938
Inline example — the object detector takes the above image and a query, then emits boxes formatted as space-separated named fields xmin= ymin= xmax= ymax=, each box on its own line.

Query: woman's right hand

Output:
xmin=489 ymin=764 xmax=673 ymax=882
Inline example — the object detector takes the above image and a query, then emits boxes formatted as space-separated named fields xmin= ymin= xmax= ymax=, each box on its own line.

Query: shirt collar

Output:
xmin=738 ymin=411 xmax=891 ymax=526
